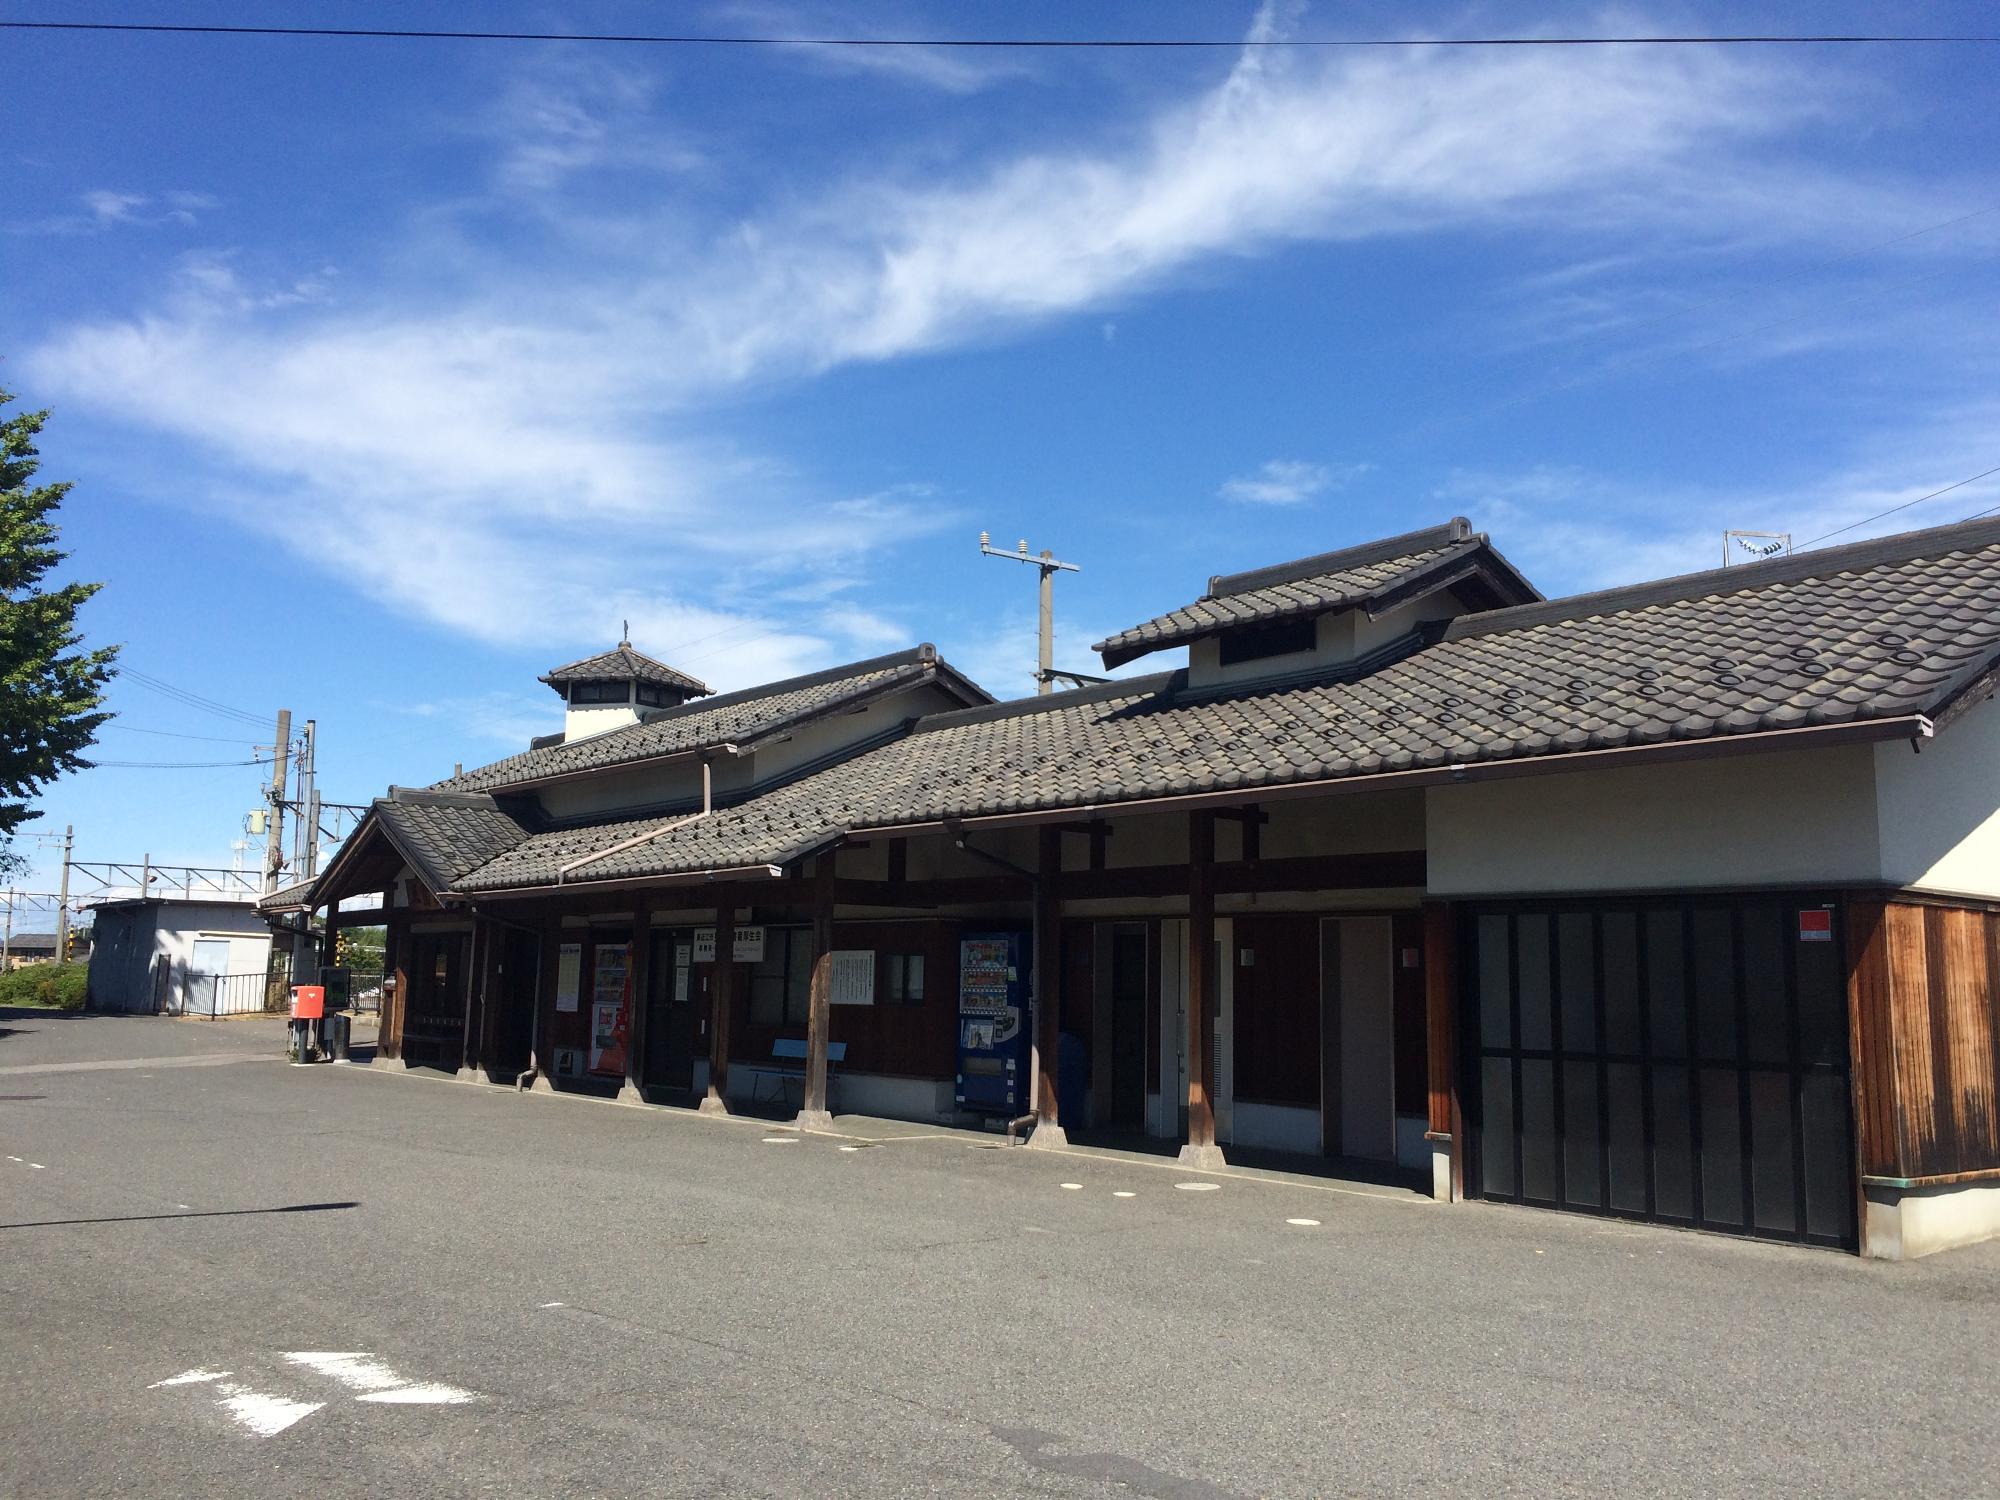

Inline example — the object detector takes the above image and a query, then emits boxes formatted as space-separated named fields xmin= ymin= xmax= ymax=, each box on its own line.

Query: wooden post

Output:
xmin=457 ymin=925 xmax=482 ymax=1081
xmin=1422 ymin=901 xmax=1463 ymax=1201
xmin=796 ymin=852 xmax=837 ymax=1131
xmin=380 ymin=915 xmax=408 ymax=1067
xmin=700 ymin=904 xmax=735 ymax=1115
xmin=1180 ymin=811 xmax=1225 ymax=1168
xmin=1027 ymin=825 xmax=1068 ymax=1148
xmin=527 ymin=914 xmax=562 ymax=1093
xmin=619 ymin=896 xmax=653 ymax=1105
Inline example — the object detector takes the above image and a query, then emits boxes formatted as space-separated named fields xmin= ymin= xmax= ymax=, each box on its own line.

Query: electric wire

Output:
xmin=87 ymin=759 xmax=272 ymax=769
xmin=4 ymin=21 xmax=1996 ymax=48
xmin=102 ymin=723 xmax=261 ymax=744
xmin=1797 ymin=463 xmax=2000 ymax=550
xmin=117 ymin=668 xmax=270 ymax=728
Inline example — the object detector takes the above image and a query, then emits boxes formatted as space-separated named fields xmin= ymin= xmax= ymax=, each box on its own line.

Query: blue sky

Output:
xmin=5 ymin=1 xmax=1998 ymax=898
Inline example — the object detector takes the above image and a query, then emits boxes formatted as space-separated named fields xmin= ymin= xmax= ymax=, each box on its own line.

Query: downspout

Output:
xmin=556 ymin=758 xmax=712 ymax=885
xmin=519 ymin=760 xmax=711 ymax=1086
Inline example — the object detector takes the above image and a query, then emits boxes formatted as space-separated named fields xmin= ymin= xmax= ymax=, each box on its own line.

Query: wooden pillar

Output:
xmin=1027 ymin=824 xmax=1068 ymax=1148
xmin=619 ymin=896 xmax=653 ymax=1104
xmin=1180 ymin=811 xmax=1224 ymax=1168
xmin=1422 ymin=900 xmax=1463 ymax=1202
xmin=458 ymin=920 xmax=484 ymax=1080
xmin=527 ymin=914 xmax=562 ymax=1093
xmin=796 ymin=852 xmax=837 ymax=1130
xmin=700 ymin=903 xmax=735 ymax=1115
xmin=381 ymin=915 xmax=408 ymax=1065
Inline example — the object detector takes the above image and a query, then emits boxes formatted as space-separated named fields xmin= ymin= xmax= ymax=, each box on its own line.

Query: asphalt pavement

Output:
xmin=3 ymin=1007 xmax=1996 ymax=1498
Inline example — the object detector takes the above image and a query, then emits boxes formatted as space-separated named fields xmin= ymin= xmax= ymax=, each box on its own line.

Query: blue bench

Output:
xmin=746 ymin=1038 xmax=847 ymax=1109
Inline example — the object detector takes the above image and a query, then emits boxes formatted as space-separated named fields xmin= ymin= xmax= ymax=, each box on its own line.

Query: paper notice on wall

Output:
xmin=674 ymin=964 xmax=691 ymax=1003
xmin=556 ymin=942 xmax=582 ymax=1013
xmin=830 ymin=949 xmax=876 ymax=1006
xmin=692 ymin=926 xmax=765 ymax=964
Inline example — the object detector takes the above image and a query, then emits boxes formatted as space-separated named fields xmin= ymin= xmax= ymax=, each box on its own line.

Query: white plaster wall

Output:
xmin=563 ymin=702 xmax=641 ymax=742
xmin=1875 ymin=693 xmax=2000 ymax=898
xmin=1230 ymin=1101 xmax=1320 ymax=1154
xmin=1425 ymin=743 xmax=1883 ymax=896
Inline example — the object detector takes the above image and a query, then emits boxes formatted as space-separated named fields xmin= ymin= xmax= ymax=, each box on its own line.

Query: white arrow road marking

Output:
xmin=213 ymin=1383 xmax=323 ymax=1437
xmin=149 ymin=1370 xmax=230 ymax=1388
xmin=283 ymin=1352 xmax=479 ymax=1405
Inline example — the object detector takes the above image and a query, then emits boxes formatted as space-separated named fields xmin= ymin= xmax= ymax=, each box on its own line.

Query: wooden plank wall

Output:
xmin=1849 ymin=895 xmax=2000 ymax=1182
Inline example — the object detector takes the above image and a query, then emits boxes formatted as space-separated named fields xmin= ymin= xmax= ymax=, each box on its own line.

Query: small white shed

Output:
xmin=86 ymin=897 xmax=275 ymax=1016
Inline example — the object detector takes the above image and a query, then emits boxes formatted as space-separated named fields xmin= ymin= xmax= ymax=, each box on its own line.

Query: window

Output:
xmin=883 ymin=952 xmax=926 ymax=1005
xmin=750 ymin=926 xmax=814 ymax=1026
xmin=1217 ymin=615 xmax=1317 ymax=666
xmin=568 ymin=680 xmax=629 ymax=705
xmin=635 ymin=682 xmax=667 ymax=708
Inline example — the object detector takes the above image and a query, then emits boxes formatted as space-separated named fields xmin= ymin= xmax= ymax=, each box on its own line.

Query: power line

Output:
xmin=118 ymin=668 xmax=270 ymax=728
xmin=4 ymin=21 xmax=1996 ymax=49
xmin=87 ymin=756 xmax=273 ymax=769
xmin=1798 ymin=463 xmax=2000 ymax=550
xmin=103 ymin=723 xmax=259 ymax=745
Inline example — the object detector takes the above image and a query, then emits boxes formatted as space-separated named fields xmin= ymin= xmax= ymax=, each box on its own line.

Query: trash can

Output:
xmin=323 ymin=1011 xmax=351 ymax=1063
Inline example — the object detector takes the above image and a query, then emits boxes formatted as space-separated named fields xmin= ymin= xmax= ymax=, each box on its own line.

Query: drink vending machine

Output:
xmin=956 ymin=930 xmax=1033 ymax=1115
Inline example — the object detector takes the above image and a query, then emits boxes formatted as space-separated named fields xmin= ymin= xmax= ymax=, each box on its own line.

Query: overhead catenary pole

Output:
xmin=979 ymin=532 xmax=1082 ymax=697
xmin=54 ymin=825 xmax=72 ymax=963
xmin=300 ymin=718 xmax=321 ymax=880
xmin=262 ymin=709 xmax=291 ymax=897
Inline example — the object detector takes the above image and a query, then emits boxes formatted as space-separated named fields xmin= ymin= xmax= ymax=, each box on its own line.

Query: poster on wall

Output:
xmin=556 ymin=942 xmax=582 ymax=1013
xmin=692 ymin=926 xmax=766 ymax=963
xmin=589 ymin=942 xmax=630 ymax=1076
xmin=830 ymin=950 xmax=876 ymax=1006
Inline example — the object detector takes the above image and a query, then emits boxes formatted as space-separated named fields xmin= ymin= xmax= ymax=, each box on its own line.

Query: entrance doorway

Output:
xmin=1105 ymin=923 xmax=1149 ymax=1128
xmin=404 ymin=929 xmax=468 ymax=1070
xmin=1463 ymin=897 xmax=1856 ymax=1250
xmin=1318 ymin=917 xmax=1396 ymax=1161
xmin=644 ymin=929 xmax=700 ymax=1095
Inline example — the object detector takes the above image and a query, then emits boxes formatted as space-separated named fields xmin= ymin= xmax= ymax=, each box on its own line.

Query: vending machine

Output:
xmin=956 ymin=930 xmax=1033 ymax=1116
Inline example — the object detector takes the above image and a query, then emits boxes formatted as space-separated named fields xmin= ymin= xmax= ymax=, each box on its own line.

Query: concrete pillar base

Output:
xmin=792 ymin=1108 xmax=836 ymax=1134
xmin=456 ymin=1066 xmax=486 ymax=1084
xmin=370 ymin=1055 xmax=408 ymax=1073
xmin=1177 ymin=1141 xmax=1228 ymax=1171
xmin=615 ymin=1083 xmax=648 ymax=1106
xmin=1430 ymin=1146 xmax=1458 ymax=1203
xmin=697 ymin=1095 xmax=731 ymax=1117
xmin=1025 ymin=1121 xmax=1069 ymax=1150
xmin=527 ymin=1073 xmax=554 ymax=1094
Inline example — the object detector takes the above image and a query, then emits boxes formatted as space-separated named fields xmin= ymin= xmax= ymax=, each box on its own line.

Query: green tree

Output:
xmin=0 ymin=387 xmax=116 ymax=849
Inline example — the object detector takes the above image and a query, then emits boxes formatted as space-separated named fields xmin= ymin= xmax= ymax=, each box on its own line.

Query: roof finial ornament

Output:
xmin=620 ymin=618 xmax=630 ymax=647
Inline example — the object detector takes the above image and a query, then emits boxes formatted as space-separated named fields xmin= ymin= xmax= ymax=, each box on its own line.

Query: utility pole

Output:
xmin=296 ymin=718 xmax=320 ymax=880
xmin=4 ymin=889 xmax=13 ymax=969
xmin=55 ymin=825 xmax=72 ymax=966
xmin=263 ymin=708 xmax=291 ymax=897
xmin=979 ymin=533 xmax=1083 ymax=697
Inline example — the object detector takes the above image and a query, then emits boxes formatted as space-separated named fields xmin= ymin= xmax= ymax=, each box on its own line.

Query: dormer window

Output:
xmin=569 ymin=681 xmax=630 ymax=705
xmin=1218 ymin=616 xmax=1317 ymax=667
xmin=635 ymin=683 xmax=669 ymax=709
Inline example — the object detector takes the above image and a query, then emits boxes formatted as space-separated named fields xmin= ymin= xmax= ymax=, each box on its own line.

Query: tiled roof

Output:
xmin=373 ymin=791 xmax=542 ymax=894
xmin=437 ymin=646 xmax=986 ymax=794
xmin=456 ymin=515 xmax=2000 ymax=892
xmin=257 ymin=876 xmax=319 ymax=913
xmin=1093 ymin=518 xmax=1540 ymax=668
xmin=540 ymin=644 xmax=711 ymax=697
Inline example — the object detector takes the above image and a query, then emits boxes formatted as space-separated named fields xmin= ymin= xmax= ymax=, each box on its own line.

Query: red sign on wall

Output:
xmin=1797 ymin=909 xmax=1834 ymax=944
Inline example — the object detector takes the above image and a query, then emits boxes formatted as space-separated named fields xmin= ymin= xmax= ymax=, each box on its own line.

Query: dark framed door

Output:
xmin=644 ymin=930 xmax=698 ymax=1094
xmin=1463 ymin=895 xmax=1855 ymax=1250
xmin=405 ymin=929 xmax=469 ymax=1070
xmin=1108 ymin=923 xmax=1149 ymax=1127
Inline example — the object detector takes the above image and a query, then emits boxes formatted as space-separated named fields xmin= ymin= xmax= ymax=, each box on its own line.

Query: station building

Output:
xmin=280 ymin=515 xmax=2000 ymax=1259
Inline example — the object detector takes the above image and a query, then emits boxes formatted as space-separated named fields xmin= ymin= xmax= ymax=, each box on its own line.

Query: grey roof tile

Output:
xmin=540 ymin=645 xmax=710 ymax=696
xmin=438 ymin=647 xmax=980 ymax=794
xmin=1092 ymin=518 xmax=1540 ymax=668
xmin=457 ymin=515 xmax=2000 ymax=892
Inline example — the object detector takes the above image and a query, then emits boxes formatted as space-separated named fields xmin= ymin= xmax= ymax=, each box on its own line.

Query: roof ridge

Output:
xmin=386 ymin=787 xmax=503 ymax=809
xmin=1207 ymin=517 xmax=1473 ymax=597
xmin=1445 ymin=512 xmax=2000 ymax=642
xmin=624 ymin=644 xmax=936 ymax=723
xmin=912 ymin=671 xmax=1179 ymax=733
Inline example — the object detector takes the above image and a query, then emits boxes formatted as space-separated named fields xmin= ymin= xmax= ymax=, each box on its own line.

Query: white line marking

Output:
xmin=356 ymin=1383 xmax=477 ymax=1405
xmin=214 ymin=1383 xmax=323 ymax=1436
xmin=5 ymin=1156 xmax=20 ymax=1163
xmin=538 ymin=1301 xmax=565 ymax=1309
xmin=761 ymin=1137 xmax=798 ymax=1145
xmin=1286 ymin=1217 xmax=1321 ymax=1227
xmin=28 ymin=1162 xmax=44 ymax=1170
xmin=282 ymin=1352 xmax=409 ymax=1393
xmin=1175 ymin=1181 xmax=1221 ymax=1192
xmin=838 ymin=1145 xmax=861 ymax=1152
xmin=1112 ymin=1190 xmax=1136 ymax=1198
xmin=1023 ymin=1226 xmax=1053 ymax=1234
xmin=150 ymin=1369 xmax=230 ymax=1388
xmin=1059 ymin=1182 xmax=1082 ymax=1190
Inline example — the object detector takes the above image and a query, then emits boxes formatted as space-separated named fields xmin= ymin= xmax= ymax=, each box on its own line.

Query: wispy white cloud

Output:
xmin=16 ymin=188 xmax=218 ymax=235
xmin=1219 ymin=459 xmax=1371 ymax=506
xmin=26 ymin=4 xmax=1946 ymax=689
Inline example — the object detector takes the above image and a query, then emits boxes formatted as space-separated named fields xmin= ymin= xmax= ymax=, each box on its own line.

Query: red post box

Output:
xmin=290 ymin=984 xmax=326 ymax=1020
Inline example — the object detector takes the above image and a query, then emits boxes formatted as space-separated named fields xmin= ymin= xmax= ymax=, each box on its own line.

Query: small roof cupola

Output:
xmin=540 ymin=624 xmax=712 ymax=744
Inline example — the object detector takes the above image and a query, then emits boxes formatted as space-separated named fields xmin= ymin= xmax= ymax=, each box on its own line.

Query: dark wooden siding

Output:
xmin=1392 ymin=912 xmax=1427 ymax=1119
xmin=1848 ymin=895 xmax=2000 ymax=1183
xmin=1232 ymin=913 xmax=1319 ymax=1107
xmin=733 ymin=918 xmax=959 ymax=1081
